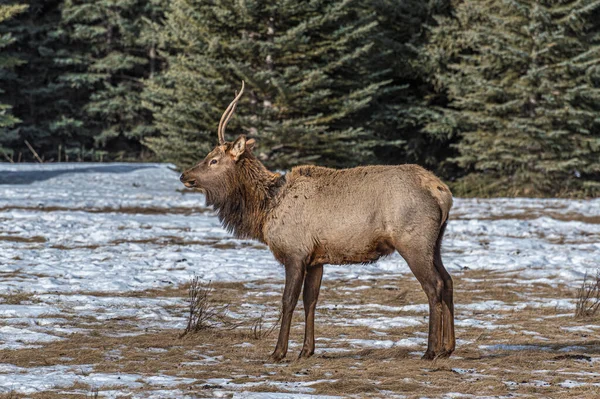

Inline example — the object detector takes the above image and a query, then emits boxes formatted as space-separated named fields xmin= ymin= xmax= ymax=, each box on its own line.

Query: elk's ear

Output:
xmin=230 ymin=135 xmax=247 ymax=161
xmin=246 ymin=138 xmax=256 ymax=152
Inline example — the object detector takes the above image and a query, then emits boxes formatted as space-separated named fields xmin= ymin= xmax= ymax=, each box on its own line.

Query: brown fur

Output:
xmin=181 ymin=135 xmax=455 ymax=361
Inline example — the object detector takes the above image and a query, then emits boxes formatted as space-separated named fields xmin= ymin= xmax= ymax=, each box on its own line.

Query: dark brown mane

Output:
xmin=205 ymin=151 xmax=285 ymax=242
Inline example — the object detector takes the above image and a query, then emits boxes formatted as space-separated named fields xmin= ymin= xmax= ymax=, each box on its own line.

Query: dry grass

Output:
xmin=0 ymin=205 xmax=209 ymax=215
xmin=452 ymin=209 xmax=600 ymax=225
xmin=575 ymin=270 xmax=600 ymax=319
xmin=0 ymin=289 xmax=38 ymax=305
xmin=249 ymin=310 xmax=280 ymax=340
xmin=180 ymin=277 xmax=219 ymax=337
xmin=1 ymin=273 xmax=600 ymax=398
xmin=50 ymin=236 xmax=267 ymax=251
xmin=0 ymin=235 xmax=46 ymax=243
xmin=108 ymin=236 xmax=267 ymax=250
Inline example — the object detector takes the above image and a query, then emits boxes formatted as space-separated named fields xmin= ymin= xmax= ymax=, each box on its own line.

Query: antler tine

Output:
xmin=221 ymin=92 xmax=239 ymax=138
xmin=217 ymin=81 xmax=245 ymax=145
xmin=217 ymin=102 xmax=232 ymax=145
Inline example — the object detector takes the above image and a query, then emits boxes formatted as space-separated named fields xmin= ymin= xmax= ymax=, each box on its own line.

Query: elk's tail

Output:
xmin=419 ymin=171 xmax=453 ymax=226
xmin=434 ymin=183 xmax=453 ymax=226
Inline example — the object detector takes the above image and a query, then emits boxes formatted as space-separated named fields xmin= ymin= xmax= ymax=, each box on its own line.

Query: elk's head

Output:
xmin=180 ymin=81 xmax=256 ymax=194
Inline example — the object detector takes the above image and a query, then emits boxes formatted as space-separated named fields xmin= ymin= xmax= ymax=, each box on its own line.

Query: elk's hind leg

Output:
xmin=434 ymin=221 xmax=455 ymax=357
xmin=299 ymin=264 xmax=324 ymax=359
xmin=395 ymin=232 xmax=445 ymax=360
xmin=270 ymin=259 xmax=306 ymax=362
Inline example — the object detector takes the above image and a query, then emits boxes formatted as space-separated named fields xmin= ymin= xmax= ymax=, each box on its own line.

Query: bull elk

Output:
xmin=180 ymin=81 xmax=455 ymax=361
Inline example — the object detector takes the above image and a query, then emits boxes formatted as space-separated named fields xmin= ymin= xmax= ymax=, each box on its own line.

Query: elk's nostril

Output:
xmin=179 ymin=174 xmax=186 ymax=183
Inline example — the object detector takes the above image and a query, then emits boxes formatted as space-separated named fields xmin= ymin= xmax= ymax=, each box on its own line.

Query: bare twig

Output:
xmin=180 ymin=277 xmax=217 ymax=337
xmin=385 ymin=289 xmax=408 ymax=305
xmin=0 ymin=148 xmax=14 ymax=163
xmin=575 ymin=270 xmax=600 ymax=318
xmin=178 ymin=277 xmax=241 ymax=336
xmin=86 ymin=387 xmax=99 ymax=399
xmin=24 ymin=140 xmax=43 ymax=163
xmin=250 ymin=310 xmax=280 ymax=340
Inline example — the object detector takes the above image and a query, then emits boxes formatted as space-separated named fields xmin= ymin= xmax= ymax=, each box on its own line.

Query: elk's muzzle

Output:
xmin=180 ymin=173 xmax=196 ymax=188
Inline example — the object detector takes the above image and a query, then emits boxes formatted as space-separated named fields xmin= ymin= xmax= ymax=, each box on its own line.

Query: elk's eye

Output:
xmin=209 ymin=159 xmax=217 ymax=165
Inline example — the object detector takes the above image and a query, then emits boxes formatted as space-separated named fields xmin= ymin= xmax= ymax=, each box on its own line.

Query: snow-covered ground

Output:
xmin=0 ymin=163 xmax=599 ymax=398
xmin=1 ymin=163 xmax=598 ymax=293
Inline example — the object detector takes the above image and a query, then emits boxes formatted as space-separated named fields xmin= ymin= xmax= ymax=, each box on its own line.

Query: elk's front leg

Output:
xmin=299 ymin=264 xmax=323 ymax=359
xmin=270 ymin=260 xmax=305 ymax=362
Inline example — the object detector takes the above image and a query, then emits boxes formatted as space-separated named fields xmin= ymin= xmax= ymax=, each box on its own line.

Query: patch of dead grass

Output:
xmin=0 ymin=289 xmax=39 ymax=304
xmin=3 ymin=271 xmax=600 ymax=398
xmin=452 ymin=210 xmax=600 ymax=225
xmin=49 ymin=236 xmax=267 ymax=251
xmin=0 ymin=205 xmax=210 ymax=215
xmin=0 ymin=235 xmax=46 ymax=243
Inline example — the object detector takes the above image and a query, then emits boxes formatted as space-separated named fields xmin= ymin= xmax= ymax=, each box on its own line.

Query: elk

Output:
xmin=180 ymin=81 xmax=455 ymax=361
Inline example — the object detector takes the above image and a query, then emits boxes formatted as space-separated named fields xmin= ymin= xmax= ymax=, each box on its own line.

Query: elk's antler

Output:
xmin=218 ymin=80 xmax=245 ymax=145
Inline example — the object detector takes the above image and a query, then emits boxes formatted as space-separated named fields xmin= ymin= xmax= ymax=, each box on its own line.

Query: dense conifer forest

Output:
xmin=1 ymin=0 xmax=599 ymax=196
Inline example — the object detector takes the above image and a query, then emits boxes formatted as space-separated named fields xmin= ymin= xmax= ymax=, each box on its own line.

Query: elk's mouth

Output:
xmin=183 ymin=179 xmax=197 ymax=188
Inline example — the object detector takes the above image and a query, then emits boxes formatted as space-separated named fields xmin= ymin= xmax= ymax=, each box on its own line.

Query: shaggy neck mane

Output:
xmin=206 ymin=155 xmax=284 ymax=242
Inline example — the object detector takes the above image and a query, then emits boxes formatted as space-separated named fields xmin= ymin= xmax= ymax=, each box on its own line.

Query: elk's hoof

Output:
xmin=438 ymin=349 xmax=454 ymax=358
xmin=269 ymin=352 xmax=286 ymax=363
xmin=298 ymin=349 xmax=314 ymax=359
xmin=421 ymin=350 xmax=436 ymax=360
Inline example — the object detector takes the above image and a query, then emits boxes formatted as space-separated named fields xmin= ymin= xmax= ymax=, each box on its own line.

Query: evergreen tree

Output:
xmin=0 ymin=0 xmax=86 ymax=162
xmin=424 ymin=0 xmax=600 ymax=196
xmin=364 ymin=0 xmax=455 ymax=175
xmin=0 ymin=3 xmax=27 ymax=159
xmin=58 ymin=0 xmax=166 ymax=160
xmin=144 ymin=0 xmax=388 ymax=169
